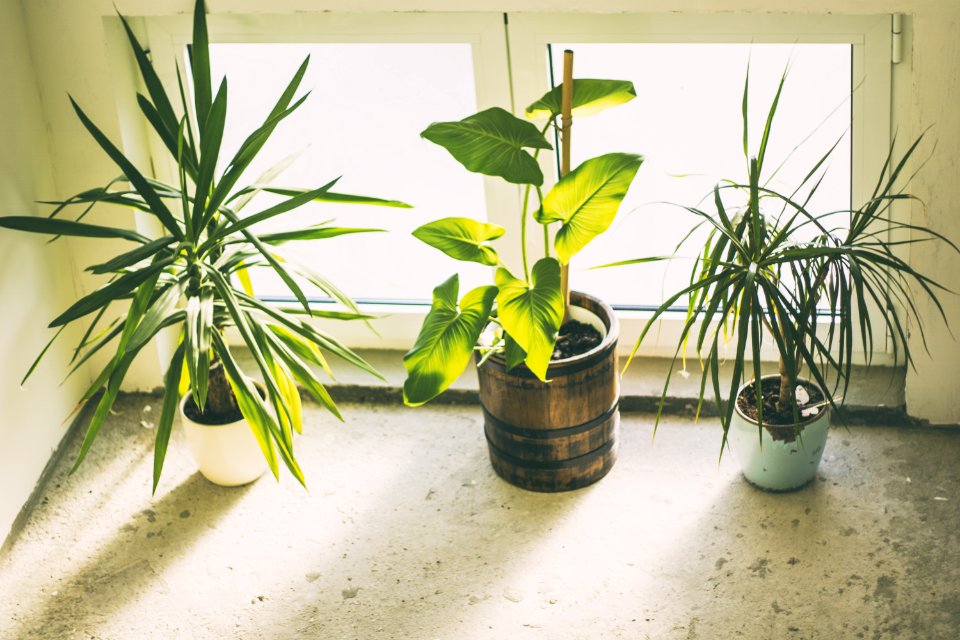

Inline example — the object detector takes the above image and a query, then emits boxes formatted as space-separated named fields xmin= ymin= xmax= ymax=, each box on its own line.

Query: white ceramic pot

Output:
xmin=727 ymin=375 xmax=830 ymax=492
xmin=179 ymin=392 xmax=267 ymax=487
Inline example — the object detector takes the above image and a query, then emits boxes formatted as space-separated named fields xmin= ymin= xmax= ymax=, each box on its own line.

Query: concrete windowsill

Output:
xmin=239 ymin=348 xmax=912 ymax=426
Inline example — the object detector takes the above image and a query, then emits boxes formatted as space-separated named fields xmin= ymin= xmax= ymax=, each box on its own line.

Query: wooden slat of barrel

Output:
xmin=482 ymin=402 xmax=619 ymax=462
xmin=485 ymin=414 xmax=620 ymax=492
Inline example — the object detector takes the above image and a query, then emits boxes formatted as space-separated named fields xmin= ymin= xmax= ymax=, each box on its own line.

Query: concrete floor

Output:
xmin=1 ymin=394 xmax=958 ymax=640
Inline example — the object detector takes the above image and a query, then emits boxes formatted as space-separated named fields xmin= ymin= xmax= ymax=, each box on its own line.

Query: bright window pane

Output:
xmin=548 ymin=43 xmax=852 ymax=308
xmin=208 ymin=43 xmax=488 ymax=302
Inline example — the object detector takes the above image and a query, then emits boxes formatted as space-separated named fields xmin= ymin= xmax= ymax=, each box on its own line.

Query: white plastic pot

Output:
xmin=179 ymin=391 xmax=267 ymax=487
xmin=727 ymin=375 xmax=831 ymax=492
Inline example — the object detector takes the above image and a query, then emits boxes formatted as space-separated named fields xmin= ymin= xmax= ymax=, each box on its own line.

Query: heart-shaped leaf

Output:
xmin=412 ymin=217 xmax=505 ymax=266
xmin=495 ymin=258 xmax=564 ymax=380
xmin=538 ymin=152 xmax=643 ymax=263
xmin=403 ymin=275 xmax=497 ymax=406
xmin=525 ymin=79 xmax=636 ymax=119
xmin=503 ymin=333 xmax=527 ymax=371
xmin=421 ymin=107 xmax=552 ymax=185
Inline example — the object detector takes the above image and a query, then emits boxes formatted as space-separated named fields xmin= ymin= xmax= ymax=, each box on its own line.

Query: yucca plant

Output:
xmin=0 ymin=0 xmax=407 ymax=490
xmin=613 ymin=66 xmax=956 ymax=448
xmin=402 ymin=58 xmax=643 ymax=406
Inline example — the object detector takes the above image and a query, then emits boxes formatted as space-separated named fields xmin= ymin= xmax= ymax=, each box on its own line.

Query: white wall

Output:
xmin=3 ymin=1 xmax=955 ymax=542
xmin=897 ymin=4 xmax=960 ymax=425
xmin=0 ymin=0 xmax=91 ymax=544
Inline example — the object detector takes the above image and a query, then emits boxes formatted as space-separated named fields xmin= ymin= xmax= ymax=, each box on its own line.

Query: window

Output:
xmin=207 ymin=42 xmax=490 ymax=302
xmin=507 ymin=13 xmax=892 ymax=359
xmin=142 ymin=12 xmax=894 ymax=357
xmin=542 ymin=42 xmax=852 ymax=309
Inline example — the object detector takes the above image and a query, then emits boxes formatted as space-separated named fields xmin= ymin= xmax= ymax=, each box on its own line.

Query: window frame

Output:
xmin=139 ymin=12 xmax=898 ymax=362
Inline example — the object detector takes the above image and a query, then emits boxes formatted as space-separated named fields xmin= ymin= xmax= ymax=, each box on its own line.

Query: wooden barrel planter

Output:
xmin=477 ymin=291 xmax=620 ymax=492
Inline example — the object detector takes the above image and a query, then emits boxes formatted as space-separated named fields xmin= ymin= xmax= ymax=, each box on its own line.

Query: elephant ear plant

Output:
xmin=0 ymin=0 xmax=407 ymax=490
xmin=403 ymin=63 xmax=642 ymax=406
xmin=607 ymin=66 xmax=956 ymax=488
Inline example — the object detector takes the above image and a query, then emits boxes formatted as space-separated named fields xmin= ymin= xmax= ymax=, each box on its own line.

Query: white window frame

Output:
xmin=138 ymin=12 xmax=898 ymax=362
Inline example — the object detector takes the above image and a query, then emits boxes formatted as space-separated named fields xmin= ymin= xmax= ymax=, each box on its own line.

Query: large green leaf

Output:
xmin=494 ymin=259 xmax=563 ymax=380
xmin=206 ymin=179 xmax=338 ymax=245
xmin=412 ymin=217 xmax=505 ymax=266
xmin=503 ymin=332 xmax=526 ymax=371
xmin=206 ymin=58 xmax=311 ymax=220
xmin=258 ymin=226 xmax=384 ymax=245
xmin=153 ymin=339 xmax=186 ymax=494
xmin=538 ymin=152 xmax=643 ymax=263
xmin=190 ymin=0 xmax=212 ymax=136
xmin=403 ymin=275 xmax=497 ymax=406
xmin=421 ymin=107 xmax=551 ymax=186
xmin=525 ymin=79 xmax=636 ymax=119
xmin=87 ymin=236 xmax=176 ymax=274
xmin=234 ymin=290 xmax=382 ymax=381
xmin=0 ymin=216 xmax=149 ymax=243
xmin=261 ymin=187 xmax=411 ymax=209
xmin=117 ymin=13 xmax=178 ymax=141
xmin=191 ymin=77 xmax=228 ymax=235
xmin=184 ymin=289 xmax=213 ymax=410
xmin=69 ymin=97 xmax=183 ymax=240
xmin=49 ymin=257 xmax=175 ymax=328
xmin=263 ymin=329 xmax=342 ymax=421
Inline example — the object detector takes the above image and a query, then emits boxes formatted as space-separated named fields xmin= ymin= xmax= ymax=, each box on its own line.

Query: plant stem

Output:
xmin=537 ymin=185 xmax=550 ymax=257
xmin=205 ymin=358 xmax=238 ymax=418
xmin=521 ymin=119 xmax=557 ymax=282
xmin=777 ymin=353 xmax=794 ymax=412
xmin=520 ymin=182 xmax=531 ymax=281
xmin=559 ymin=49 xmax=574 ymax=322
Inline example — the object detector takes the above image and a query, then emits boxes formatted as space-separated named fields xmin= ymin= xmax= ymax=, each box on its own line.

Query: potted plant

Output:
xmin=0 ymin=0 xmax=406 ymax=490
xmin=609 ymin=68 xmax=957 ymax=491
xmin=402 ymin=50 xmax=644 ymax=492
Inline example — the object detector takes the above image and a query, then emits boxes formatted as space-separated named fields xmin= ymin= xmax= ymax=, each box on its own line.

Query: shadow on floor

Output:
xmin=10 ymin=471 xmax=250 ymax=639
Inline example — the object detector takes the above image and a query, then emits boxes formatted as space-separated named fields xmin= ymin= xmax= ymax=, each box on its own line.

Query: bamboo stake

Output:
xmin=559 ymin=49 xmax=574 ymax=324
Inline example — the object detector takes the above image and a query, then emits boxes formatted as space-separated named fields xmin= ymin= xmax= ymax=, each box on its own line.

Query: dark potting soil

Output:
xmin=183 ymin=396 xmax=244 ymax=425
xmin=552 ymin=320 xmax=603 ymax=360
xmin=183 ymin=380 xmax=268 ymax=425
xmin=736 ymin=377 xmax=825 ymax=439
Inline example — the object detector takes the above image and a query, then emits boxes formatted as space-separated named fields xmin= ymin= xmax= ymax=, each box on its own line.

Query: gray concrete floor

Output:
xmin=1 ymin=394 xmax=958 ymax=640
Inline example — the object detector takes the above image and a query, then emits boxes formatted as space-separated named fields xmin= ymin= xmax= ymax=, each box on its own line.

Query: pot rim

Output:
xmin=733 ymin=374 xmax=830 ymax=430
xmin=483 ymin=290 xmax=619 ymax=374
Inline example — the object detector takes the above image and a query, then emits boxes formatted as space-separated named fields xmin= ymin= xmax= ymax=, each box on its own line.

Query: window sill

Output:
xmin=236 ymin=348 xmax=911 ymax=426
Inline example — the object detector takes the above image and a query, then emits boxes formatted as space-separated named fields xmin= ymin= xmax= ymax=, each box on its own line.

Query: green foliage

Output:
xmin=412 ymin=217 xmax=505 ymax=266
xmin=537 ymin=152 xmax=643 ymax=264
xmin=421 ymin=107 xmax=553 ymax=185
xmin=525 ymin=78 xmax=637 ymax=119
xmin=612 ymin=66 xmax=957 ymax=443
xmin=0 ymin=0 xmax=404 ymax=490
xmin=402 ymin=276 xmax=497 ymax=406
xmin=494 ymin=259 xmax=565 ymax=380
xmin=404 ymin=71 xmax=642 ymax=400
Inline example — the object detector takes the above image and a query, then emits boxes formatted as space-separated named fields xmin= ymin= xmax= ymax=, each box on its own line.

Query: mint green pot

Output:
xmin=727 ymin=375 xmax=830 ymax=492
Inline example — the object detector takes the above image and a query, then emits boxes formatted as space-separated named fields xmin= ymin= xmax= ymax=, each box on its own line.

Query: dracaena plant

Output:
xmin=609 ymin=67 xmax=957 ymax=445
xmin=401 ymin=77 xmax=644 ymax=407
xmin=0 ymin=0 xmax=408 ymax=491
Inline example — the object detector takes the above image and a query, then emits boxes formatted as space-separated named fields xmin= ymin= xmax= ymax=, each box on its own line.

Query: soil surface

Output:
xmin=182 ymin=396 xmax=244 ymax=425
xmin=552 ymin=320 xmax=603 ymax=360
xmin=736 ymin=377 xmax=825 ymax=437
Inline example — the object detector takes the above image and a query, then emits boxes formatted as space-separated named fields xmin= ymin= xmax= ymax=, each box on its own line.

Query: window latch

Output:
xmin=892 ymin=14 xmax=903 ymax=64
